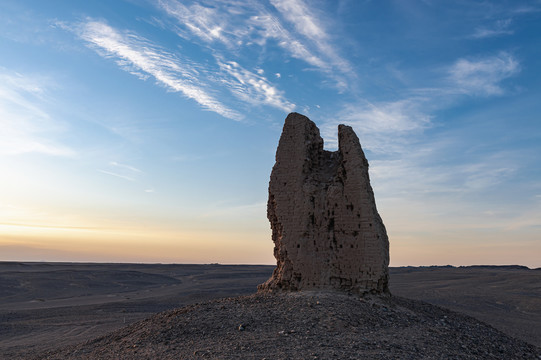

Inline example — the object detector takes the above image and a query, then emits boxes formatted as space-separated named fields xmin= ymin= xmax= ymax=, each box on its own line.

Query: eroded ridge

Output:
xmin=258 ymin=112 xmax=389 ymax=295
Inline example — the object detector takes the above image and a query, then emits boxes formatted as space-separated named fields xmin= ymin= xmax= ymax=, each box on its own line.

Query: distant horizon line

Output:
xmin=0 ymin=260 xmax=538 ymax=270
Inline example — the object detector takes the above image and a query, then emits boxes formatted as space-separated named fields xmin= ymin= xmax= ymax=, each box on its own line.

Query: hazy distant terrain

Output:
xmin=0 ymin=262 xmax=539 ymax=358
xmin=389 ymin=265 xmax=541 ymax=348
xmin=0 ymin=263 xmax=273 ymax=358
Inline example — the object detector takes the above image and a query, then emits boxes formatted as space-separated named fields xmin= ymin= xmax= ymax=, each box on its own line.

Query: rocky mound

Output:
xmin=36 ymin=292 xmax=540 ymax=359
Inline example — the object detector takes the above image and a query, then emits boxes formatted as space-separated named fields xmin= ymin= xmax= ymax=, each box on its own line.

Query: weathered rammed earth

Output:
xmin=259 ymin=113 xmax=390 ymax=294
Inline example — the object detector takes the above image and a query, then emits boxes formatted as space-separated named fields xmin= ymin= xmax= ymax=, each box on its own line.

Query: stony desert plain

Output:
xmin=0 ymin=262 xmax=540 ymax=358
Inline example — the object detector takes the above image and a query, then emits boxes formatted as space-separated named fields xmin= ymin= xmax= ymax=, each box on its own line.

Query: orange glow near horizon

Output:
xmin=1 ymin=188 xmax=539 ymax=268
xmin=0 ymin=220 xmax=276 ymax=265
xmin=2 ymin=219 xmax=540 ymax=268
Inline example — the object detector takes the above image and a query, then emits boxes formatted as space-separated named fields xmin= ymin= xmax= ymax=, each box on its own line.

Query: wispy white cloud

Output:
xmin=98 ymin=161 xmax=157 ymax=194
xmin=158 ymin=0 xmax=275 ymax=50
xmin=470 ymin=19 xmax=514 ymax=39
xmin=65 ymin=16 xmax=303 ymax=119
xmin=247 ymin=11 xmax=330 ymax=72
xmin=270 ymin=0 xmax=353 ymax=82
xmin=97 ymin=169 xmax=135 ymax=182
xmin=512 ymin=5 xmax=541 ymax=15
xmin=216 ymin=58 xmax=295 ymax=112
xmin=158 ymin=0 xmax=351 ymax=90
xmin=110 ymin=161 xmax=142 ymax=173
xmin=321 ymin=98 xmax=431 ymax=154
xmin=99 ymin=161 xmax=146 ymax=183
xmin=157 ymin=0 xmax=234 ymax=46
xmin=71 ymin=20 xmax=242 ymax=120
xmin=462 ymin=162 xmax=517 ymax=190
xmin=317 ymin=48 xmax=521 ymax=170
xmin=366 ymin=135 xmax=525 ymax=208
xmin=448 ymin=52 xmax=520 ymax=96
xmin=270 ymin=0 xmax=327 ymax=43
xmin=0 ymin=70 xmax=75 ymax=157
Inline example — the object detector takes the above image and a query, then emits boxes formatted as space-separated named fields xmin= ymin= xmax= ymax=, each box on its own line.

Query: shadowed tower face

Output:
xmin=258 ymin=113 xmax=390 ymax=295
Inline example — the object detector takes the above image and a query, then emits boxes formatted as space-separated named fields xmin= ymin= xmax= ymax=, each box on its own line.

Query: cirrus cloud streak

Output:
xmin=72 ymin=20 xmax=242 ymax=120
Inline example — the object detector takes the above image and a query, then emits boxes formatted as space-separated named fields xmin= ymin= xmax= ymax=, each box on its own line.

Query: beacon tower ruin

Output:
xmin=258 ymin=113 xmax=390 ymax=294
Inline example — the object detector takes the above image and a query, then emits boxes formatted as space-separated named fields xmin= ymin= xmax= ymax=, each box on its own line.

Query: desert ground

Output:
xmin=0 ymin=262 xmax=539 ymax=358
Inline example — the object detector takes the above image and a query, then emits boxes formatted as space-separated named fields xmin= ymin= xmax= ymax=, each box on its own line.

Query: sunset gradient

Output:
xmin=1 ymin=0 xmax=540 ymax=267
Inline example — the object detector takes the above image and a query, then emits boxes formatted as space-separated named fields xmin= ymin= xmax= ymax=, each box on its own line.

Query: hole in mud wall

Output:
xmin=327 ymin=218 xmax=335 ymax=231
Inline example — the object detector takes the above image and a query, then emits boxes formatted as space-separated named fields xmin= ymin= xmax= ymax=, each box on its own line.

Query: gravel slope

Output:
xmin=36 ymin=291 xmax=540 ymax=360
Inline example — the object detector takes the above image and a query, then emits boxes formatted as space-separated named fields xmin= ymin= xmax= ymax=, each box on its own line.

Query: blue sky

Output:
xmin=1 ymin=0 xmax=540 ymax=267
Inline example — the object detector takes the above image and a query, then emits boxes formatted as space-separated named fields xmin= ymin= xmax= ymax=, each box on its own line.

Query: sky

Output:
xmin=0 ymin=0 xmax=540 ymax=267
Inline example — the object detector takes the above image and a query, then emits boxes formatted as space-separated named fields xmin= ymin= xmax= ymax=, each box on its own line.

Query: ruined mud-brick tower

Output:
xmin=258 ymin=113 xmax=390 ymax=294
